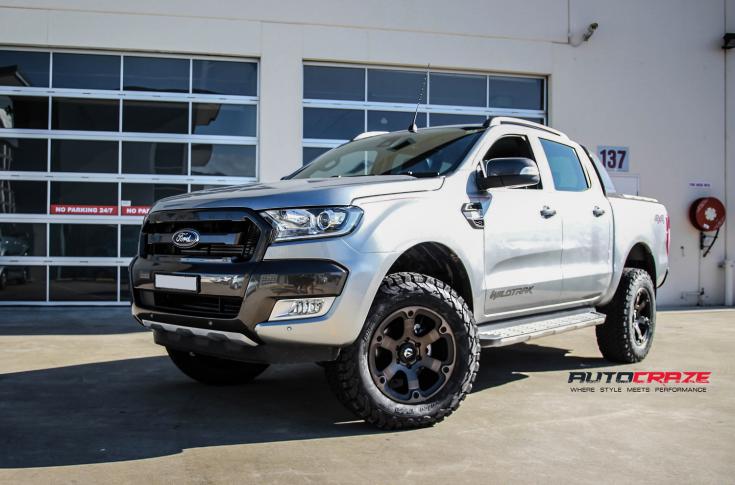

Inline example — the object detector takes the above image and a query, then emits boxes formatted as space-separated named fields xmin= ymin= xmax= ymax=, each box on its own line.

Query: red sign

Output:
xmin=50 ymin=204 xmax=118 ymax=215
xmin=122 ymin=206 xmax=151 ymax=216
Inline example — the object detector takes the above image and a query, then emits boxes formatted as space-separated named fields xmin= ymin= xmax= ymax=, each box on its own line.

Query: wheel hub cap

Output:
xmin=398 ymin=342 xmax=419 ymax=364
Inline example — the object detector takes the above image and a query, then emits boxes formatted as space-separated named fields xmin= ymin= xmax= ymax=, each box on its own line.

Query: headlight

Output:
xmin=261 ymin=206 xmax=363 ymax=242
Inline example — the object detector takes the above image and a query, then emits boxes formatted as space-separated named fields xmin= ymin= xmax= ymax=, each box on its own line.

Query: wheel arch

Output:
xmin=624 ymin=242 xmax=656 ymax=285
xmin=386 ymin=242 xmax=474 ymax=311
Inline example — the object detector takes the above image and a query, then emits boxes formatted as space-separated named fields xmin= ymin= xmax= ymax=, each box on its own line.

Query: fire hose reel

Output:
xmin=689 ymin=197 xmax=726 ymax=257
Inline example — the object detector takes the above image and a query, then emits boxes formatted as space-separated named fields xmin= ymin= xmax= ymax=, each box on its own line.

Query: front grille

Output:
xmin=142 ymin=217 xmax=261 ymax=261
xmin=137 ymin=290 xmax=242 ymax=319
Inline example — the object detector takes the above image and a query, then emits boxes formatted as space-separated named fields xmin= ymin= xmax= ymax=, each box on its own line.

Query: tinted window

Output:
xmin=539 ymin=139 xmax=589 ymax=192
xmin=52 ymin=98 xmax=119 ymax=131
xmin=191 ymin=144 xmax=256 ymax=177
xmin=0 ymin=180 xmax=47 ymax=213
xmin=0 ymin=222 xmax=46 ymax=256
xmin=0 ymin=138 xmax=47 ymax=171
xmin=304 ymin=66 xmax=364 ymax=101
xmin=120 ymin=225 xmax=141 ymax=258
xmin=303 ymin=108 xmax=363 ymax=140
xmin=121 ymin=183 xmax=187 ymax=207
xmin=50 ymin=182 xmax=118 ymax=212
xmin=302 ymin=147 xmax=330 ymax=166
xmin=193 ymin=60 xmax=257 ymax=96
xmin=49 ymin=266 xmax=117 ymax=301
xmin=120 ymin=266 xmax=131 ymax=301
xmin=0 ymin=50 xmax=49 ymax=87
xmin=430 ymin=113 xmax=486 ymax=126
xmin=367 ymin=111 xmax=426 ymax=132
xmin=191 ymin=104 xmax=256 ymax=136
xmin=51 ymin=139 xmax=118 ymax=173
xmin=123 ymin=100 xmax=188 ymax=134
xmin=0 ymin=266 xmax=46 ymax=301
xmin=50 ymin=224 xmax=117 ymax=257
xmin=0 ymin=96 xmax=48 ymax=129
xmin=430 ymin=73 xmax=486 ymax=107
xmin=368 ymin=69 xmax=425 ymax=103
xmin=121 ymin=141 xmax=187 ymax=175
xmin=123 ymin=56 xmax=189 ymax=92
xmin=52 ymin=53 xmax=120 ymax=90
xmin=489 ymin=76 xmax=544 ymax=110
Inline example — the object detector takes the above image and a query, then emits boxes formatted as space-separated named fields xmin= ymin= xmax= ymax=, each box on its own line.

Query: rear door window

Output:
xmin=539 ymin=138 xmax=589 ymax=192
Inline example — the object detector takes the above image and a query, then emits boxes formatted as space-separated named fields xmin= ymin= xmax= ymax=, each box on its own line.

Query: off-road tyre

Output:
xmin=166 ymin=348 xmax=269 ymax=385
xmin=596 ymin=268 xmax=656 ymax=363
xmin=325 ymin=272 xmax=480 ymax=429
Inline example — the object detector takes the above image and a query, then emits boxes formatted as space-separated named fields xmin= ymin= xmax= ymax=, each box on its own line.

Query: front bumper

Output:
xmin=130 ymin=256 xmax=350 ymax=361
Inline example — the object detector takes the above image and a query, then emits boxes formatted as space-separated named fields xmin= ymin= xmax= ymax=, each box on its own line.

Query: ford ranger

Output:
xmin=130 ymin=117 xmax=669 ymax=429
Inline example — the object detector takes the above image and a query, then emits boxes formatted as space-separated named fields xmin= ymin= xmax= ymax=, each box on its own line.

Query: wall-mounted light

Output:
xmin=724 ymin=33 xmax=735 ymax=50
xmin=569 ymin=22 xmax=599 ymax=47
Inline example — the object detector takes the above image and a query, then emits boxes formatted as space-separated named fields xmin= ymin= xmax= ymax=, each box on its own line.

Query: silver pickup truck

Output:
xmin=130 ymin=117 xmax=669 ymax=429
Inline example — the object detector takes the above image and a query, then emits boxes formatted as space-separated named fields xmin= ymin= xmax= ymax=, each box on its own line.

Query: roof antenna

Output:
xmin=408 ymin=63 xmax=430 ymax=133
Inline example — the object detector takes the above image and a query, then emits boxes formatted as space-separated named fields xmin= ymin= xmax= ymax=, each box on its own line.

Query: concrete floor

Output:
xmin=0 ymin=307 xmax=733 ymax=484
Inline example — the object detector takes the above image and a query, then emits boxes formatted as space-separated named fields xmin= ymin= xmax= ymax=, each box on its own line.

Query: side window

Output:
xmin=483 ymin=135 xmax=541 ymax=189
xmin=539 ymin=138 xmax=589 ymax=192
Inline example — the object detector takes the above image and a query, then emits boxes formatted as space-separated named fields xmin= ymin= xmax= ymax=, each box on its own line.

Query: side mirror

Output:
xmin=477 ymin=157 xmax=540 ymax=190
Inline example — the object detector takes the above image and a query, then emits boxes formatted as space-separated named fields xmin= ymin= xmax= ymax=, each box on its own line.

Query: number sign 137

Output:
xmin=597 ymin=146 xmax=629 ymax=172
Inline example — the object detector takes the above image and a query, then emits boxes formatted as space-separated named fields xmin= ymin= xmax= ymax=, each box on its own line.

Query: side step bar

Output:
xmin=478 ymin=307 xmax=606 ymax=348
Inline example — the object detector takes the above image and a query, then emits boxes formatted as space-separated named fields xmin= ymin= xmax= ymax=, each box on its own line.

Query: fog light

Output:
xmin=268 ymin=297 xmax=336 ymax=321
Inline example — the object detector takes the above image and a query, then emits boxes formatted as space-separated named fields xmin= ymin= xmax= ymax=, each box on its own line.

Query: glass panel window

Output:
xmin=0 ymin=180 xmax=47 ymax=214
xmin=367 ymin=111 xmax=426 ymax=132
xmin=0 ymin=222 xmax=46 ymax=256
xmin=304 ymin=66 xmax=364 ymax=101
xmin=52 ymin=53 xmax=120 ymax=90
xmin=51 ymin=139 xmax=118 ymax=173
xmin=0 ymin=266 xmax=46 ymax=301
xmin=52 ymin=98 xmax=119 ymax=131
xmin=50 ymin=224 xmax=117 ymax=257
xmin=120 ymin=225 xmax=141 ymax=257
xmin=123 ymin=56 xmax=189 ymax=93
xmin=193 ymin=60 xmax=257 ymax=96
xmin=489 ymin=76 xmax=544 ymax=110
xmin=539 ymin=139 xmax=589 ymax=192
xmin=0 ymin=138 xmax=47 ymax=171
xmin=0 ymin=96 xmax=48 ymax=129
xmin=191 ymin=104 xmax=256 ymax=136
xmin=123 ymin=100 xmax=188 ymax=134
xmin=49 ymin=266 xmax=117 ymax=301
xmin=0 ymin=50 xmax=49 ymax=87
xmin=121 ymin=183 xmax=187 ymax=216
xmin=120 ymin=266 xmax=131 ymax=302
xmin=50 ymin=181 xmax=118 ymax=216
xmin=303 ymin=108 xmax=363 ymax=140
xmin=302 ymin=147 xmax=330 ymax=166
xmin=121 ymin=141 xmax=187 ymax=175
xmin=430 ymin=73 xmax=486 ymax=107
xmin=368 ymin=69 xmax=424 ymax=103
xmin=430 ymin=113 xmax=486 ymax=126
xmin=191 ymin=144 xmax=256 ymax=177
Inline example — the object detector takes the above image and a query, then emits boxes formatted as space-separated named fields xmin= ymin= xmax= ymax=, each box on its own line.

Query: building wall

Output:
xmin=0 ymin=0 xmax=731 ymax=306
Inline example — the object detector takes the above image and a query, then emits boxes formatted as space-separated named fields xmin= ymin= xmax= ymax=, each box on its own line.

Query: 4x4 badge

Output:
xmin=171 ymin=229 xmax=200 ymax=248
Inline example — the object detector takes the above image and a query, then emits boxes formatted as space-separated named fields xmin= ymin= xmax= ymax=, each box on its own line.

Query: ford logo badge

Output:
xmin=172 ymin=229 xmax=200 ymax=249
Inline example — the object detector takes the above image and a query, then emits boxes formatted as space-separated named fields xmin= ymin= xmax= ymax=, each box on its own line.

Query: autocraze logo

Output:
xmin=568 ymin=371 xmax=711 ymax=393
xmin=489 ymin=285 xmax=534 ymax=300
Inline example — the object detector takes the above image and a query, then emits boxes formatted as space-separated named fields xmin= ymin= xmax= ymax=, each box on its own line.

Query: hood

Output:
xmin=151 ymin=175 xmax=444 ymax=212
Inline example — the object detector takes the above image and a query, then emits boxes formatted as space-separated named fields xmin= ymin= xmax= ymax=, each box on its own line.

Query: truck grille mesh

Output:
xmin=136 ymin=290 xmax=242 ymax=319
xmin=142 ymin=218 xmax=261 ymax=261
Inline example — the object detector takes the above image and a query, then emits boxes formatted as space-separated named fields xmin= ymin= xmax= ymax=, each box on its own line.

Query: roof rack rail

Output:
xmin=486 ymin=117 xmax=567 ymax=138
xmin=352 ymin=131 xmax=389 ymax=141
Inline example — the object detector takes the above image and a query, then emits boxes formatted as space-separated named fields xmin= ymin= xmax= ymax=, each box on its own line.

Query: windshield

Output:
xmin=290 ymin=127 xmax=484 ymax=179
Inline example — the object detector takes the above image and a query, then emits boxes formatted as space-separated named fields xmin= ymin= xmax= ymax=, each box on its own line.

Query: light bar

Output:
xmin=268 ymin=297 xmax=336 ymax=321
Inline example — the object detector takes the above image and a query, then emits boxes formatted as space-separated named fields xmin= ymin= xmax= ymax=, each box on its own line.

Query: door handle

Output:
xmin=593 ymin=206 xmax=606 ymax=217
xmin=540 ymin=206 xmax=557 ymax=218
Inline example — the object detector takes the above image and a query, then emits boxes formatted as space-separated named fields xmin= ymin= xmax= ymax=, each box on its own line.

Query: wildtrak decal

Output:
xmin=489 ymin=286 xmax=534 ymax=300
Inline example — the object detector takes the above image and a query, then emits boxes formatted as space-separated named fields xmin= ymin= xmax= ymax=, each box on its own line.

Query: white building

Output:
xmin=0 ymin=0 xmax=732 ymax=306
